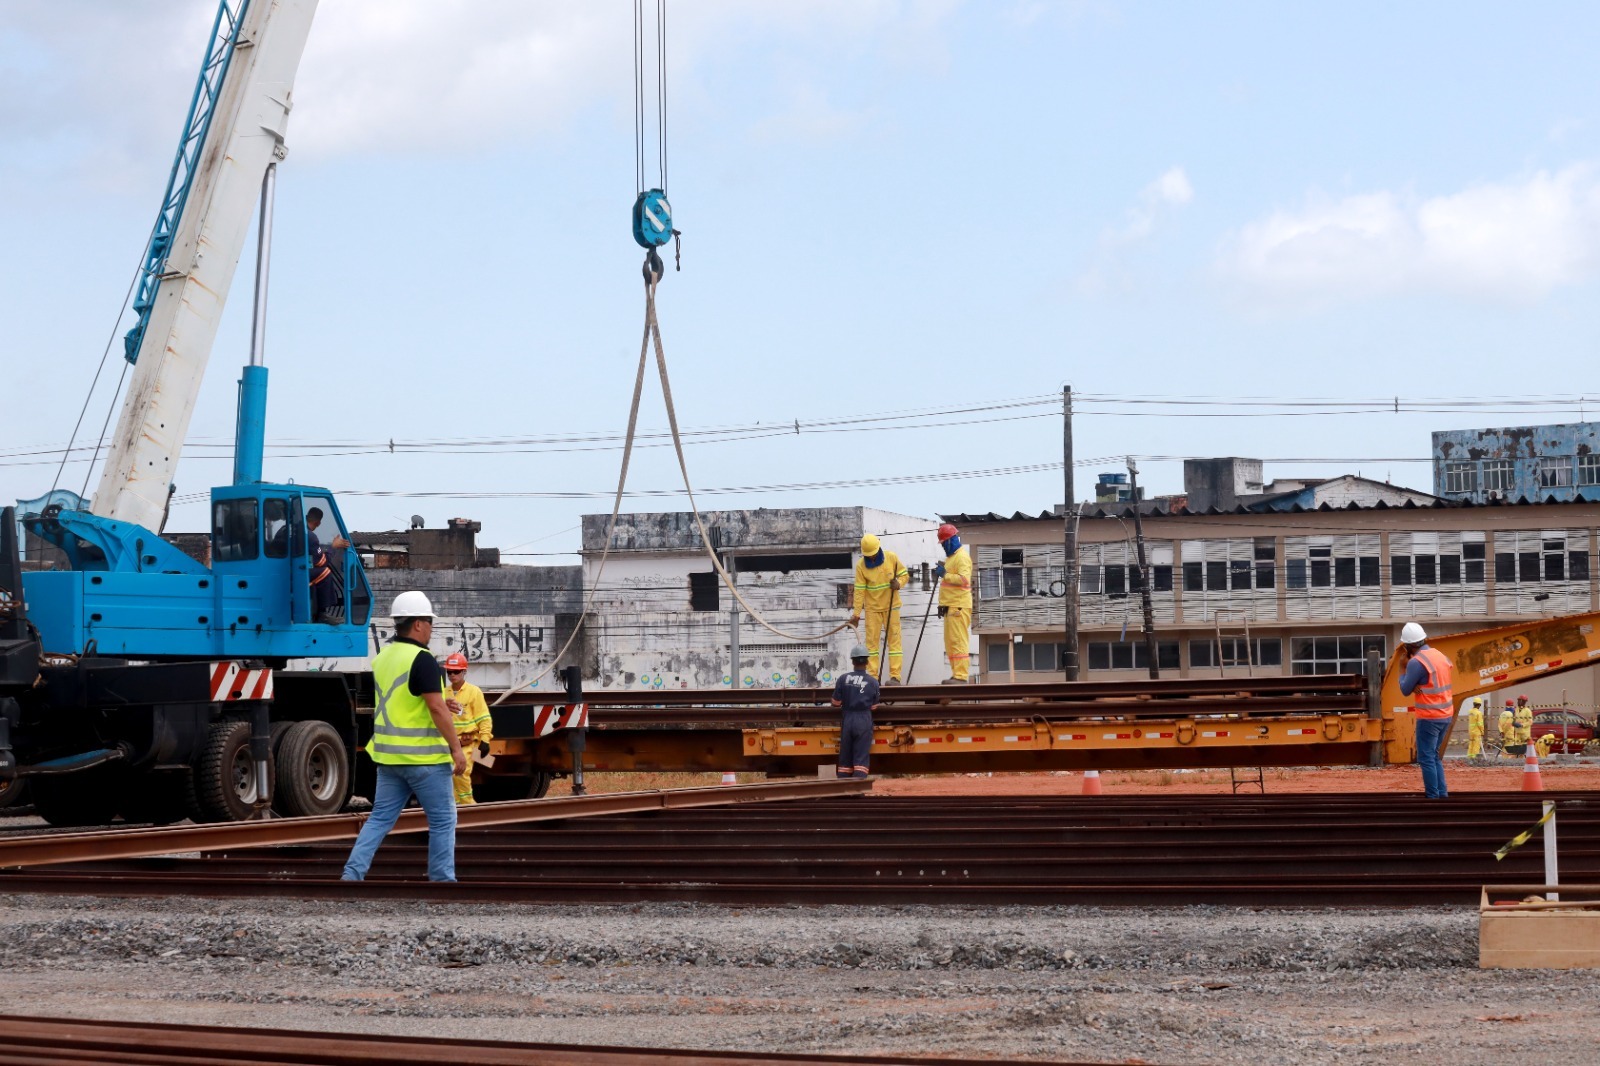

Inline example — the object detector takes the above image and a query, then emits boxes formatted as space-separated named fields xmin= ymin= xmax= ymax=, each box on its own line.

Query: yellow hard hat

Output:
xmin=860 ymin=534 xmax=880 ymax=556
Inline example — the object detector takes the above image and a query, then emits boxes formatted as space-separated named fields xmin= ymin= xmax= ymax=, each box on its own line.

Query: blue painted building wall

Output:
xmin=1432 ymin=422 xmax=1600 ymax=502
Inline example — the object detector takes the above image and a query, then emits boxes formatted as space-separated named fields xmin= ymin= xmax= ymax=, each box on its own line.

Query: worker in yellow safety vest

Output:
xmin=934 ymin=523 xmax=974 ymax=684
xmin=341 ymin=591 xmax=466 ymax=882
xmin=848 ymin=534 xmax=910 ymax=684
xmin=1514 ymin=695 xmax=1534 ymax=750
xmin=1498 ymin=700 xmax=1520 ymax=755
xmin=441 ymin=652 xmax=494 ymax=804
xmin=1464 ymin=697 xmax=1485 ymax=762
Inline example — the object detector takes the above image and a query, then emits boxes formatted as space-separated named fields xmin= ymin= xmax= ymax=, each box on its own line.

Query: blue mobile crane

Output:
xmin=0 ymin=0 xmax=379 ymax=825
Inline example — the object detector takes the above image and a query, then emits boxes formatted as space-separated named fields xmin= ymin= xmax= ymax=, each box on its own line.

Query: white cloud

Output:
xmin=1218 ymin=165 xmax=1600 ymax=308
xmin=0 ymin=1 xmax=963 ymax=179
xmin=1106 ymin=165 xmax=1194 ymax=244
xmin=1076 ymin=165 xmax=1194 ymax=296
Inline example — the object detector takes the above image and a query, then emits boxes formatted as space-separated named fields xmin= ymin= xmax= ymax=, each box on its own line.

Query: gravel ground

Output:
xmin=0 ymin=893 xmax=1592 ymax=1064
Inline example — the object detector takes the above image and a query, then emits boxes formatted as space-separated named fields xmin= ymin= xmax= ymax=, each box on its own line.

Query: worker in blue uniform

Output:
xmin=830 ymin=644 xmax=882 ymax=778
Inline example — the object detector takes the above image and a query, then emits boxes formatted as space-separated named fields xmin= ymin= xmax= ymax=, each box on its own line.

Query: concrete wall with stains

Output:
xmin=290 ymin=564 xmax=585 ymax=693
xmin=581 ymin=507 xmax=950 ymax=690
xmin=1434 ymin=422 xmax=1600 ymax=502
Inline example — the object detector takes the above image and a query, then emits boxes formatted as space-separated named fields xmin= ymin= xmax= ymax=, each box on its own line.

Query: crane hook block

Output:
xmin=632 ymin=189 xmax=674 ymax=249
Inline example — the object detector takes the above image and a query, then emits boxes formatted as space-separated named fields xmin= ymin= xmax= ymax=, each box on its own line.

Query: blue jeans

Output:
xmin=342 ymin=762 xmax=457 ymax=882
xmin=1415 ymin=716 xmax=1453 ymax=799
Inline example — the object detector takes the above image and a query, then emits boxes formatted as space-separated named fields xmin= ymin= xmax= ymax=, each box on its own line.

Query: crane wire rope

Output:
xmin=642 ymin=274 xmax=851 ymax=644
xmin=490 ymin=297 xmax=655 ymax=706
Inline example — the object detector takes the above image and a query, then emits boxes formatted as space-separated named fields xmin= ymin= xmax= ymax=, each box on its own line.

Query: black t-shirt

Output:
xmin=831 ymin=669 xmax=880 ymax=713
xmin=395 ymin=637 xmax=444 ymax=697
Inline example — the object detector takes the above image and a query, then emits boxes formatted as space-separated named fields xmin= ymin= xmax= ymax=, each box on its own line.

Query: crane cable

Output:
xmin=494 ymin=5 xmax=842 ymax=703
xmin=641 ymin=271 xmax=852 ymax=644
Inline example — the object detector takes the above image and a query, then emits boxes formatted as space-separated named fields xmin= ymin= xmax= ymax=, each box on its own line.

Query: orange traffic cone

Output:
xmin=1522 ymin=748 xmax=1544 ymax=792
xmin=1081 ymin=769 xmax=1102 ymax=796
xmin=721 ymin=771 xmax=738 ymax=786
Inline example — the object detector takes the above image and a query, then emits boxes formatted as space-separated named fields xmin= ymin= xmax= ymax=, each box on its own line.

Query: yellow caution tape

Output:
xmin=1493 ymin=805 xmax=1556 ymax=862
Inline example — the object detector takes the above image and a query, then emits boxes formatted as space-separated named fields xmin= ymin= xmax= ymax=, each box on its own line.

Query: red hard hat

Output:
xmin=442 ymin=652 xmax=468 ymax=672
xmin=937 ymin=523 xmax=959 ymax=541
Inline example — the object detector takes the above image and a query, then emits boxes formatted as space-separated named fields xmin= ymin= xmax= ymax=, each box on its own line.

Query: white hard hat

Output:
xmin=390 ymin=590 xmax=435 ymax=619
xmin=1400 ymin=621 xmax=1427 ymax=645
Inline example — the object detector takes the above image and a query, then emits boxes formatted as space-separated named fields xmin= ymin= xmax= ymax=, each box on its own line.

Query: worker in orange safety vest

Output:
xmin=1396 ymin=621 xmax=1453 ymax=800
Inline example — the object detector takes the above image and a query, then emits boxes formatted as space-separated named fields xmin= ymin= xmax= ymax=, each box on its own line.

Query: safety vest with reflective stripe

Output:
xmin=853 ymin=551 xmax=909 ymax=613
xmin=1410 ymin=646 xmax=1454 ymax=719
xmin=366 ymin=640 xmax=451 ymax=765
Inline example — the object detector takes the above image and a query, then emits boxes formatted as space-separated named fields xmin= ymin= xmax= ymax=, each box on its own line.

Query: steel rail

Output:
xmin=5 ymin=791 xmax=1592 ymax=907
xmin=0 ymin=778 xmax=869 ymax=869
xmin=582 ymin=695 xmax=1367 ymax=727
xmin=0 ymin=1016 xmax=1111 ymax=1066
xmin=524 ymin=674 xmax=1367 ymax=709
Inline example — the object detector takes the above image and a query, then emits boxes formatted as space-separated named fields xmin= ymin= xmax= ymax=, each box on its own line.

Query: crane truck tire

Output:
xmin=193 ymin=718 xmax=274 ymax=822
xmin=274 ymin=720 xmax=350 ymax=817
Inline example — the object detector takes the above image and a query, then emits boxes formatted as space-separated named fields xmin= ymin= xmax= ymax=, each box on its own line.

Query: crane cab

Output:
xmin=21 ymin=484 xmax=372 ymax=663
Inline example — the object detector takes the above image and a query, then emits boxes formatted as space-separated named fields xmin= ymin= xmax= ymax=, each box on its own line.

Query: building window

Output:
xmin=986 ymin=640 xmax=1064 ymax=674
xmin=1286 ymin=559 xmax=1307 ymax=588
xmin=1254 ymin=538 xmax=1276 ymax=588
xmin=1000 ymin=549 xmax=1025 ymax=597
xmin=1359 ymin=556 xmax=1381 ymax=586
xmin=1105 ymin=564 xmax=1128 ymax=597
xmin=1579 ymin=455 xmax=1600 ymax=487
xmin=1086 ymin=640 xmax=1179 ymax=671
xmin=1190 ymin=637 xmax=1282 ymax=669
xmin=688 ymin=571 xmax=720 ymax=611
xmin=1464 ymin=541 xmax=1486 ymax=583
xmin=1309 ymin=545 xmax=1332 ymax=588
xmin=1483 ymin=460 xmax=1514 ymax=494
xmin=1538 ymin=457 xmax=1573 ymax=490
xmin=1078 ymin=564 xmax=1102 ymax=595
xmin=1291 ymin=634 xmax=1385 ymax=675
xmin=1444 ymin=461 xmax=1478 ymax=494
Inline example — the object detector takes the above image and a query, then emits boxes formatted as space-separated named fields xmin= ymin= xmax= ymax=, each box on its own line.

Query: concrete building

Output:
xmin=580 ymin=506 xmax=945 ymax=690
xmin=1182 ymin=457 xmax=1436 ymax=512
xmin=294 ymin=521 xmax=585 ymax=693
xmin=1433 ymin=422 xmax=1600 ymax=504
xmin=953 ymin=493 xmax=1600 ymax=712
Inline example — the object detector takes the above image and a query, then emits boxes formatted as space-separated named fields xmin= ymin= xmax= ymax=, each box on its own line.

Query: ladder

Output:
xmin=1213 ymin=611 xmax=1264 ymax=792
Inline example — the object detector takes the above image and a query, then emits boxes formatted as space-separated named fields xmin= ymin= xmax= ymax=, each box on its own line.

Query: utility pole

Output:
xmin=728 ymin=555 xmax=740 ymax=690
xmin=1062 ymin=386 xmax=1079 ymax=681
xmin=1126 ymin=457 xmax=1159 ymax=679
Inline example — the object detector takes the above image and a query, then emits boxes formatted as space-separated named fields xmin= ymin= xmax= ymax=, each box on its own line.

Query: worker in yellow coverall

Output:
xmin=1464 ymin=697 xmax=1485 ymax=762
xmin=934 ymin=523 xmax=974 ymax=683
xmin=849 ymin=534 xmax=910 ymax=684
xmin=1535 ymin=732 xmax=1556 ymax=759
xmin=441 ymin=652 xmax=493 ymax=804
xmin=1514 ymin=695 xmax=1534 ymax=751
xmin=1498 ymin=700 xmax=1520 ymax=756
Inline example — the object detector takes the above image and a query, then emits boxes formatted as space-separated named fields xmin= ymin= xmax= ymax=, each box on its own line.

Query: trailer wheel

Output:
xmin=0 ymin=775 xmax=26 ymax=810
xmin=194 ymin=719 xmax=274 ymax=822
xmin=472 ymin=771 xmax=552 ymax=802
xmin=30 ymin=773 xmax=120 ymax=827
xmin=275 ymin=721 xmax=350 ymax=817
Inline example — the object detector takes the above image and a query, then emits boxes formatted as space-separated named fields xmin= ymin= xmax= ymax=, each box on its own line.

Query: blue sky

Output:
xmin=4 ymin=1 xmax=1599 ymax=560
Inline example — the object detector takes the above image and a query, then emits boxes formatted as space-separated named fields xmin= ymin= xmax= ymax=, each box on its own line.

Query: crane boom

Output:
xmin=91 ymin=0 xmax=318 ymax=531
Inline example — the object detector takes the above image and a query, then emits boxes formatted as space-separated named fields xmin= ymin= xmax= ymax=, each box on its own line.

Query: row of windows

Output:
xmin=993 ymin=634 xmax=1387 ymax=674
xmin=1443 ymin=455 xmax=1600 ymax=494
xmin=1060 ymin=545 xmax=1590 ymax=597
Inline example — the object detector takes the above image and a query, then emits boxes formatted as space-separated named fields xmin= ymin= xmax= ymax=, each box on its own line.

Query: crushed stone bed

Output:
xmin=0 ymin=894 xmax=1590 ymax=1064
